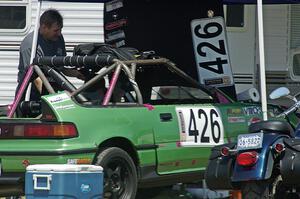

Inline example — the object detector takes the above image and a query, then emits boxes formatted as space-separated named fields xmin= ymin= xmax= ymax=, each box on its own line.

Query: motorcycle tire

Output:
xmin=241 ymin=175 xmax=289 ymax=199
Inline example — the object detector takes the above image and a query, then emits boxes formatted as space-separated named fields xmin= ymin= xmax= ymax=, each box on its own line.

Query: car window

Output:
xmin=150 ymin=86 xmax=214 ymax=104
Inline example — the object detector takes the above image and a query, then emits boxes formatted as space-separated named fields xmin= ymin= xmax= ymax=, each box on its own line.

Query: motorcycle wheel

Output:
xmin=241 ymin=175 xmax=289 ymax=199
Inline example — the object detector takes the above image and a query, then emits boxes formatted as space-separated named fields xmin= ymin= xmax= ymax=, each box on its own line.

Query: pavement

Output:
xmin=1 ymin=185 xmax=230 ymax=199
xmin=136 ymin=185 xmax=230 ymax=199
xmin=136 ymin=187 xmax=194 ymax=199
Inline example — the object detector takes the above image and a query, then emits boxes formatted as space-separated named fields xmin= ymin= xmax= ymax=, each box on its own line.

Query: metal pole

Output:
xmin=257 ymin=0 xmax=268 ymax=120
xmin=25 ymin=0 xmax=43 ymax=101
xmin=30 ymin=1 xmax=42 ymax=65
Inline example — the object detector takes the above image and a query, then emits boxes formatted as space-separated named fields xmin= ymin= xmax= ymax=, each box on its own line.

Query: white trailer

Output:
xmin=225 ymin=4 xmax=300 ymax=97
xmin=2 ymin=1 xmax=298 ymax=105
xmin=0 ymin=0 xmax=104 ymax=104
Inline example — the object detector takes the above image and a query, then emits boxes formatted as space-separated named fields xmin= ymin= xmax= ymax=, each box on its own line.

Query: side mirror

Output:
xmin=269 ymin=87 xmax=290 ymax=100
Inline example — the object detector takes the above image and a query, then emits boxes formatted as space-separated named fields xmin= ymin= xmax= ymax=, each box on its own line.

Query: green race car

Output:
xmin=0 ymin=52 xmax=287 ymax=198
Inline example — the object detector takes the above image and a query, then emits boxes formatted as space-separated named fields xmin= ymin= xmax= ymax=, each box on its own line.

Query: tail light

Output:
xmin=0 ymin=122 xmax=78 ymax=138
xmin=274 ymin=143 xmax=285 ymax=153
xmin=249 ymin=117 xmax=261 ymax=124
xmin=221 ymin=147 xmax=230 ymax=156
xmin=237 ymin=151 xmax=258 ymax=167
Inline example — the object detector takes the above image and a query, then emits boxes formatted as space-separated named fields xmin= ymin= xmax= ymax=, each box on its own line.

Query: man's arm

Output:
xmin=62 ymin=69 xmax=85 ymax=80
xmin=33 ymin=78 xmax=43 ymax=93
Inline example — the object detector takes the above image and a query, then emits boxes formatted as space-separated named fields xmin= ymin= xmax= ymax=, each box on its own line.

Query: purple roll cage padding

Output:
xmin=102 ymin=65 xmax=121 ymax=105
xmin=8 ymin=65 xmax=34 ymax=117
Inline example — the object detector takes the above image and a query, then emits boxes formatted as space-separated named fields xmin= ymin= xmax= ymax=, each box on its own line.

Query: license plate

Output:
xmin=237 ymin=132 xmax=263 ymax=150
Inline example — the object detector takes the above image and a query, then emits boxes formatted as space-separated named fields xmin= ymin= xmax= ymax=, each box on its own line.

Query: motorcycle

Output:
xmin=205 ymin=87 xmax=300 ymax=198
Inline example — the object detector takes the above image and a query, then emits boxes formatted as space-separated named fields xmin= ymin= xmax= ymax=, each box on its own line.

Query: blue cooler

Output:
xmin=25 ymin=164 xmax=103 ymax=199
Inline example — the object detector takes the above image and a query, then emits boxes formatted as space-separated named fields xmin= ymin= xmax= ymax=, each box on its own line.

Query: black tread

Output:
xmin=96 ymin=147 xmax=138 ymax=199
xmin=242 ymin=181 xmax=270 ymax=199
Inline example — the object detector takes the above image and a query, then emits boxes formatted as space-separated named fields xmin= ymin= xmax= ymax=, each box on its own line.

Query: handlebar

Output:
xmin=277 ymin=101 xmax=300 ymax=118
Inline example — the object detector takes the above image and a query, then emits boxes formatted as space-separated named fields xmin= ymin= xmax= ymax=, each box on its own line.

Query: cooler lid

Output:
xmin=26 ymin=164 xmax=103 ymax=172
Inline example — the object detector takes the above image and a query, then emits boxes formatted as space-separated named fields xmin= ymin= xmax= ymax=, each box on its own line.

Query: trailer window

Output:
xmin=224 ymin=5 xmax=247 ymax=31
xmin=0 ymin=6 xmax=26 ymax=29
xmin=292 ymin=53 xmax=300 ymax=76
xmin=226 ymin=5 xmax=244 ymax=28
xmin=289 ymin=49 xmax=300 ymax=81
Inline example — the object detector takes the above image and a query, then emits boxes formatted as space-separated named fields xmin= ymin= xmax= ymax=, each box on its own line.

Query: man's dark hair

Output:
xmin=40 ymin=9 xmax=63 ymax=28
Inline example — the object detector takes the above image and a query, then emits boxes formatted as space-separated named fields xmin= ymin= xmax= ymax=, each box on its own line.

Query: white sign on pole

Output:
xmin=191 ymin=17 xmax=234 ymax=88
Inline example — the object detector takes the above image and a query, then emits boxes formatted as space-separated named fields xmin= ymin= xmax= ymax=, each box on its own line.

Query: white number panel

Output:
xmin=176 ymin=107 xmax=224 ymax=147
xmin=191 ymin=17 xmax=233 ymax=87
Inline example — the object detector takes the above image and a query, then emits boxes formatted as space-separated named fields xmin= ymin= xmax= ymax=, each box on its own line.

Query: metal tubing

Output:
xmin=123 ymin=58 xmax=200 ymax=88
xmin=33 ymin=65 xmax=55 ymax=94
xmin=71 ymin=63 xmax=117 ymax=97
xmin=102 ymin=65 xmax=122 ymax=105
xmin=131 ymin=63 xmax=136 ymax=80
xmin=122 ymin=58 xmax=167 ymax=66
xmin=164 ymin=60 xmax=200 ymax=87
xmin=43 ymin=66 xmax=87 ymax=102
xmin=116 ymin=60 xmax=143 ymax=104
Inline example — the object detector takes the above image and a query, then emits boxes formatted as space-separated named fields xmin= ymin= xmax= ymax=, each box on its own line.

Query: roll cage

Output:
xmin=9 ymin=55 xmax=233 ymax=117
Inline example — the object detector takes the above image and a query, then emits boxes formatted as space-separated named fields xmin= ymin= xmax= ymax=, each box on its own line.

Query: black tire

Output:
xmin=95 ymin=147 xmax=138 ymax=199
xmin=241 ymin=175 xmax=289 ymax=199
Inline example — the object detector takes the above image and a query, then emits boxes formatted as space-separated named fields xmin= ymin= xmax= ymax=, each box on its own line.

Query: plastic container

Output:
xmin=25 ymin=164 xmax=103 ymax=199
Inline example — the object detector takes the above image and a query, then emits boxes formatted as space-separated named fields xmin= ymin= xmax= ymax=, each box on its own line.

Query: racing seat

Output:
xmin=249 ymin=120 xmax=294 ymax=136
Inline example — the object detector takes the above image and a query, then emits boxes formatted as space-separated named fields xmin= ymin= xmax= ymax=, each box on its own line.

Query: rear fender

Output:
xmin=232 ymin=132 xmax=288 ymax=182
xmin=205 ymin=142 xmax=236 ymax=190
xmin=280 ymin=138 xmax=300 ymax=185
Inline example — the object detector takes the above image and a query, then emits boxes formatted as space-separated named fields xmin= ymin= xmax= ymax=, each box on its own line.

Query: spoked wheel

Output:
xmin=95 ymin=147 xmax=137 ymax=199
xmin=242 ymin=175 xmax=291 ymax=199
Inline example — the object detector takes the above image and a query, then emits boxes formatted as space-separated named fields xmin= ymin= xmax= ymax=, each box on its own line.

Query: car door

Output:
xmin=151 ymin=86 xmax=262 ymax=175
xmin=153 ymin=103 xmax=226 ymax=175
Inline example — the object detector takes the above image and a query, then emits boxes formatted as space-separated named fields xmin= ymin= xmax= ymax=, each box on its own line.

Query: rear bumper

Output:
xmin=0 ymin=173 xmax=24 ymax=185
xmin=0 ymin=148 xmax=97 ymax=172
xmin=0 ymin=173 xmax=24 ymax=197
xmin=0 ymin=147 xmax=97 ymax=156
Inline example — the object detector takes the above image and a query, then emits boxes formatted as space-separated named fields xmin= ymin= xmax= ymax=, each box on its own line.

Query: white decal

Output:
xmin=47 ymin=93 xmax=71 ymax=104
xmin=115 ymin=40 xmax=125 ymax=48
xmin=106 ymin=30 xmax=125 ymax=42
xmin=54 ymin=104 xmax=75 ymax=110
xmin=176 ymin=107 xmax=224 ymax=147
xmin=243 ymin=106 xmax=262 ymax=116
xmin=191 ymin=17 xmax=233 ymax=87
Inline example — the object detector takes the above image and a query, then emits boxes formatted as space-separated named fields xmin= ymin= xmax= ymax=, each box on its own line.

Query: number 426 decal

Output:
xmin=176 ymin=107 xmax=224 ymax=147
